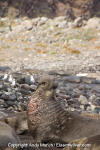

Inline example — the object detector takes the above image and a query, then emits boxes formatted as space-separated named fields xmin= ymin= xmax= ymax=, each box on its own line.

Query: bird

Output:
xmin=27 ymin=77 xmax=71 ymax=143
xmin=27 ymin=77 xmax=100 ymax=144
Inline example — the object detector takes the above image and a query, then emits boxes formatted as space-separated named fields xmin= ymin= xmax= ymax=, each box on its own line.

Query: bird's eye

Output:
xmin=41 ymin=81 xmax=46 ymax=85
xmin=39 ymin=81 xmax=46 ymax=86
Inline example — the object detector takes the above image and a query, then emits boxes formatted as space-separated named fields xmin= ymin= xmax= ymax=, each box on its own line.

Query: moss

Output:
xmin=0 ymin=21 xmax=6 ymax=28
xmin=63 ymin=45 xmax=80 ymax=55
xmin=35 ymin=43 xmax=47 ymax=48
xmin=50 ymin=51 xmax=56 ymax=55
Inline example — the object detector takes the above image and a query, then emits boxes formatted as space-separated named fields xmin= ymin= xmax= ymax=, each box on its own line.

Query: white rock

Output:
xmin=88 ymin=102 xmax=96 ymax=111
xmin=67 ymin=22 xmax=74 ymax=28
xmin=76 ymin=73 xmax=88 ymax=77
xmin=3 ymin=74 xmax=8 ymax=80
xmin=49 ymin=26 xmax=54 ymax=31
xmin=80 ymin=105 xmax=84 ymax=110
xmin=58 ymin=21 xmax=67 ymax=28
xmin=78 ymin=95 xmax=88 ymax=105
xmin=85 ymin=17 xmax=100 ymax=29
xmin=11 ymin=79 xmax=16 ymax=86
xmin=8 ymin=75 xmax=13 ymax=83
xmin=73 ymin=17 xmax=83 ymax=27
xmin=30 ymin=75 xmax=35 ymax=84
xmin=39 ymin=17 xmax=48 ymax=25
xmin=54 ymin=16 xmax=67 ymax=22
xmin=22 ymin=20 xmax=33 ymax=30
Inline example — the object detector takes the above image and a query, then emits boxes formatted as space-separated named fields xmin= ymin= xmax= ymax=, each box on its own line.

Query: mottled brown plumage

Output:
xmin=27 ymin=78 xmax=100 ymax=144
xmin=27 ymin=77 xmax=70 ymax=143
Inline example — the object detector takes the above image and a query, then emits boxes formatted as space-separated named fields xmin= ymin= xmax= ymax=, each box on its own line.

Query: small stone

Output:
xmin=58 ymin=21 xmax=67 ymax=28
xmin=68 ymin=22 xmax=74 ymax=28
xmin=23 ymin=20 xmax=33 ymax=30
xmin=2 ymin=74 xmax=8 ymax=80
xmin=8 ymin=75 xmax=13 ymax=83
xmin=89 ymin=95 xmax=96 ymax=101
xmin=25 ymin=75 xmax=35 ymax=85
xmin=78 ymin=95 xmax=88 ymax=105
xmin=65 ymin=95 xmax=70 ymax=100
xmin=27 ymin=24 xmax=33 ymax=30
xmin=0 ymin=66 xmax=11 ymax=72
xmin=17 ymin=103 xmax=24 ymax=111
xmin=73 ymin=17 xmax=83 ymax=27
xmin=76 ymin=73 xmax=88 ymax=77
xmin=80 ymin=105 xmax=84 ymax=110
xmin=9 ymin=94 xmax=17 ymax=101
xmin=20 ymin=84 xmax=30 ymax=90
xmin=1 ymin=93 xmax=9 ymax=100
xmin=81 ymin=77 xmax=93 ymax=84
xmin=49 ymin=26 xmax=54 ymax=31
xmin=64 ymin=76 xmax=80 ymax=83
xmin=84 ymin=104 xmax=90 ymax=111
xmin=0 ymin=99 xmax=4 ymax=105
xmin=6 ymin=101 xmax=15 ymax=106
xmin=78 ymin=85 xmax=85 ymax=90
xmin=85 ymin=17 xmax=100 ymax=29
xmin=30 ymin=85 xmax=37 ymax=91
xmin=39 ymin=17 xmax=48 ymax=25
xmin=0 ymin=111 xmax=8 ymax=119
xmin=7 ymin=106 xmax=14 ymax=111
xmin=88 ymin=103 xmax=96 ymax=111
xmin=93 ymin=98 xmax=100 ymax=106
xmin=92 ymin=80 xmax=100 ymax=84
xmin=0 ymin=85 xmax=3 ymax=90
xmin=2 ymin=84 xmax=10 ymax=91
xmin=94 ymin=107 xmax=100 ymax=114
xmin=32 ymin=17 xmax=40 ymax=25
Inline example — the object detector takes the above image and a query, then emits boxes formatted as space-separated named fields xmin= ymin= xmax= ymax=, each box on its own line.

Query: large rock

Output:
xmin=1 ymin=111 xmax=28 ymax=135
xmin=0 ymin=0 xmax=98 ymax=20
xmin=85 ymin=17 xmax=100 ymax=29
xmin=0 ymin=121 xmax=20 ymax=150
xmin=63 ymin=134 xmax=100 ymax=150
xmin=55 ymin=0 xmax=95 ymax=20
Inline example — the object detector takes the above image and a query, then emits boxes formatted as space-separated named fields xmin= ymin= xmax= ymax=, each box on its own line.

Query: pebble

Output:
xmin=39 ymin=17 xmax=48 ymax=25
xmin=25 ymin=75 xmax=35 ymax=85
xmin=78 ymin=95 xmax=88 ymax=105
xmin=0 ymin=66 xmax=11 ymax=72
xmin=6 ymin=101 xmax=15 ymax=106
xmin=58 ymin=21 xmax=67 ymax=28
xmin=73 ymin=17 xmax=83 ymax=27
xmin=94 ymin=107 xmax=100 ymax=114
xmin=93 ymin=98 xmax=100 ymax=106
xmin=81 ymin=77 xmax=94 ymax=84
xmin=2 ymin=74 xmax=8 ymax=80
xmin=63 ymin=76 xmax=80 ymax=83
xmin=89 ymin=94 xmax=96 ymax=101
xmin=0 ymin=99 xmax=4 ymax=105
xmin=30 ymin=85 xmax=37 ymax=91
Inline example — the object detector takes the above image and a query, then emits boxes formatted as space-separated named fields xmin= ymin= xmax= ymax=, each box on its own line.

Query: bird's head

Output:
xmin=37 ymin=77 xmax=58 ymax=91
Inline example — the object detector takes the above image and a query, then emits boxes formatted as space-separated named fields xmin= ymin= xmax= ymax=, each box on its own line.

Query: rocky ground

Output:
xmin=0 ymin=67 xmax=100 ymax=114
xmin=0 ymin=16 xmax=100 ymax=74
xmin=0 ymin=15 xmax=100 ymax=149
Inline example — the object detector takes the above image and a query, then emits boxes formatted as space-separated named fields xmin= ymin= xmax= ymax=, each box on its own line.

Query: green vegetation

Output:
xmin=0 ymin=21 xmax=6 ymax=28
xmin=65 ymin=28 xmax=97 ymax=42
xmin=50 ymin=51 xmax=56 ymax=55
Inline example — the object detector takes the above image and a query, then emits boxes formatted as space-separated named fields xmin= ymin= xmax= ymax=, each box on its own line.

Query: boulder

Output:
xmin=0 ymin=121 xmax=20 ymax=150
